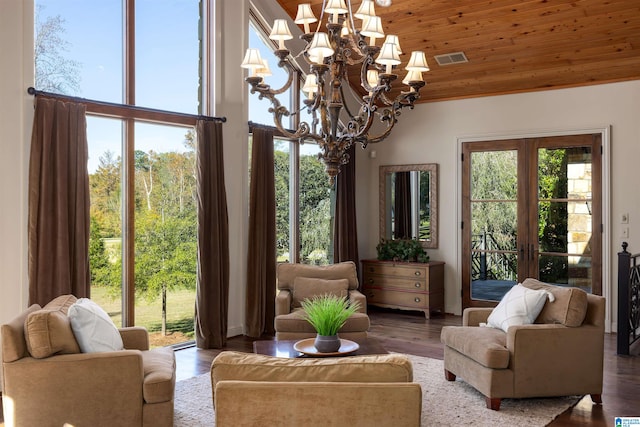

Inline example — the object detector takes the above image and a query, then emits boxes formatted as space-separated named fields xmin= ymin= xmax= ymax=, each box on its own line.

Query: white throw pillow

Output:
xmin=487 ymin=284 xmax=553 ymax=333
xmin=68 ymin=298 xmax=124 ymax=353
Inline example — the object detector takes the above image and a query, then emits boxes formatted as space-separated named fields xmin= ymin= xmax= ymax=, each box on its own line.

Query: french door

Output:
xmin=461 ymin=134 xmax=602 ymax=308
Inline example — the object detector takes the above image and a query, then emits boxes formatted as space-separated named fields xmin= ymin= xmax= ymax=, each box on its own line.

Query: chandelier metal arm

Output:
xmin=247 ymin=76 xmax=321 ymax=143
xmin=267 ymin=51 xmax=296 ymax=95
xmin=360 ymin=84 xmax=424 ymax=145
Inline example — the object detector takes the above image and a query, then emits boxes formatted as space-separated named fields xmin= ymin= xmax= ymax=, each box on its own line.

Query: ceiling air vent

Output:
xmin=434 ymin=52 xmax=469 ymax=66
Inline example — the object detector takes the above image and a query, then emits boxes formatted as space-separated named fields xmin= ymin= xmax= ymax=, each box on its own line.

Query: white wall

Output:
xmin=357 ymin=80 xmax=640 ymax=331
xmin=0 ymin=0 xmax=33 ymax=325
xmin=212 ymin=0 xmax=250 ymax=337
xmin=0 ymin=0 xmax=33 ymax=392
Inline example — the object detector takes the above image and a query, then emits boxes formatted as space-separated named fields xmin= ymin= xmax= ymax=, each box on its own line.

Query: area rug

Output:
xmin=174 ymin=354 xmax=580 ymax=426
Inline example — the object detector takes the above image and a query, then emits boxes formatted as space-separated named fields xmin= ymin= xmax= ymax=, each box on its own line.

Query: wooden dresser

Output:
xmin=361 ymin=259 xmax=445 ymax=318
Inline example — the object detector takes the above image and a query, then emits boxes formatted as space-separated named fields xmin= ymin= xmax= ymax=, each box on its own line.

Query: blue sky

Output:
xmin=36 ymin=1 xmax=318 ymax=171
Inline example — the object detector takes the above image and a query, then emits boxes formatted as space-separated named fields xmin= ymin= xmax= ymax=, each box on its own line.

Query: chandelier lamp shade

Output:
xmin=242 ymin=0 xmax=429 ymax=182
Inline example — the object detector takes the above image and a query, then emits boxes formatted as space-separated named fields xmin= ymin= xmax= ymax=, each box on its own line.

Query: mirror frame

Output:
xmin=379 ymin=163 xmax=439 ymax=249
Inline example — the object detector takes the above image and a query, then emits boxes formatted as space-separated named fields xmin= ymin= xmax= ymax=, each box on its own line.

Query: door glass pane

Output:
xmin=136 ymin=0 xmax=200 ymax=113
xmin=470 ymin=150 xmax=518 ymax=301
xmin=538 ymin=147 xmax=593 ymax=292
xmin=299 ymin=144 xmax=333 ymax=265
xmin=35 ymin=0 xmax=123 ymax=102
xmin=134 ymin=123 xmax=197 ymax=347
xmin=274 ymin=139 xmax=291 ymax=263
xmin=88 ymin=117 xmax=123 ymax=325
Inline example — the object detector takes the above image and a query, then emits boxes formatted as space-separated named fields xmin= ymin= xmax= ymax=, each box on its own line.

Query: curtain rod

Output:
xmin=27 ymin=87 xmax=227 ymax=123
xmin=248 ymin=121 xmax=297 ymax=137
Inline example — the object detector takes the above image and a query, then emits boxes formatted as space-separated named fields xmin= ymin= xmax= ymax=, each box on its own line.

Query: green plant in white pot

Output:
xmin=301 ymin=293 xmax=361 ymax=353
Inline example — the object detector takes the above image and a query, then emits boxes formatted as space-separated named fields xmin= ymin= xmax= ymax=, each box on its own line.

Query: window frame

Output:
xmin=35 ymin=0 xmax=208 ymax=328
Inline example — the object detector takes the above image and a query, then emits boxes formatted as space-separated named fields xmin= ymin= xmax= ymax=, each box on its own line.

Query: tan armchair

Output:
xmin=440 ymin=278 xmax=605 ymax=410
xmin=211 ymin=351 xmax=422 ymax=427
xmin=274 ymin=261 xmax=370 ymax=340
xmin=1 ymin=297 xmax=175 ymax=427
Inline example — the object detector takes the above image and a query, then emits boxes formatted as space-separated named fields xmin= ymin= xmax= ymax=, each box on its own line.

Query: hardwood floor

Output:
xmin=176 ymin=307 xmax=640 ymax=427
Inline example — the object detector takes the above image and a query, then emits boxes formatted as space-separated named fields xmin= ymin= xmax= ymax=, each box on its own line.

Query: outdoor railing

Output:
xmin=471 ymin=232 xmax=517 ymax=281
xmin=617 ymin=242 xmax=640 ymax=355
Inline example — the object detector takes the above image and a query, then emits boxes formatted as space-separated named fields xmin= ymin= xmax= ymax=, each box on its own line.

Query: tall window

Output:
xmin=248 ymin=19 xmax=333 ymax=265
xmin=35 ymin=0 xmax=202 ymax=346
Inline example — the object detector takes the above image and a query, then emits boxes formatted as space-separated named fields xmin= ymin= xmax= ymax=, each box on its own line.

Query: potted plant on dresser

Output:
xmin=376 ymin=238 xmax=429 ymax=263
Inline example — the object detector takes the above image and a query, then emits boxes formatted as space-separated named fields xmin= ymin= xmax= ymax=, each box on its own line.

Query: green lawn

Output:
xmin=91 ymin=286 xmax=196 ymax=347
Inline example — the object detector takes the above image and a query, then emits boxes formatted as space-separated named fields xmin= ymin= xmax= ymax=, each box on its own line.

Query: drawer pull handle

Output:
xmin=414 ymin=283 xmax=421 ymax=288
xmin=368 ymin=279 xmax=374 ymax=284
xmin=414 ymin=271 xmax=421 ymax=276
xmin=414 ymin=297 xmax=421 ymax=303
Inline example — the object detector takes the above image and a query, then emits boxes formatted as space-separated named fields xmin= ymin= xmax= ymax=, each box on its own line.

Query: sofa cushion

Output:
xmin=277 ymin=261 xmax=359 ymax=290
xmin=440 ymin=325 xmax=510 ymax=369
xmin=44 ymin=294 xmax=78 ymax=314
xmin=141 ymin=347 xmax=176 ymax=404
xmin=487 ymin=284 xmax=551 ymax=332
xmin=68 ymin=298 xmax=124 ymax=353
xmin=24 ymin=295 xmax=81 ymax=359
xmin=291 ymin=277 xmax=349 ymax=309
xmin=25 ymin=309 xmax=81 ymax=359
xmin=275 ymin=309 xmax=370 ymax=333
xmin=1 ymin=304 xmax=42 ymax=362
xmin=522 ymin=278 xmax=588 ymax=327
xmin=211 ymin=351 xmax=413 ymax=391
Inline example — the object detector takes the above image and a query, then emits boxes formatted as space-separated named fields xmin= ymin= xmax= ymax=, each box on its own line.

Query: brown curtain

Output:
xmin=333 ymin=145 xmax=360 ymax=277
xmin=28 ymin=97 xmax=90 ymax=306
xmin=195 ymin=120 xmax=230 ymax=348
xmin=245 ymin=127 xmax=276 ymax=337
xmin=394 ymin=171 xmax=411 ymax=239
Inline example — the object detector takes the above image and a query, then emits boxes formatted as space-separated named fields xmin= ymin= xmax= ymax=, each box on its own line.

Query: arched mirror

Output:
xmin=379 ymin=164 xmax=438 ymax=249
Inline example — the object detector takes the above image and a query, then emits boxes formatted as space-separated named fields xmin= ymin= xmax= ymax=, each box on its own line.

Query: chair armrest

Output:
xmin=2 ymin=351 xmax=145 ymax=425
xmin=349 ymin=289 xmax=368 ymax=314
xmin=462 ymin=308 xmax=492 ymax=326
xmin=506 ymin=324 xmax=604 ymax=395
xmin=119 ymin=326 xmax=150 ymax=351
xmin=276 ymin=289 xmax=292 ymax=316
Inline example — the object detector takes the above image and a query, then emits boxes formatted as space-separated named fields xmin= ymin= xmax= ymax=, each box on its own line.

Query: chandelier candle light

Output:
xmin=242 ymin=0 xmax=429 ymax=182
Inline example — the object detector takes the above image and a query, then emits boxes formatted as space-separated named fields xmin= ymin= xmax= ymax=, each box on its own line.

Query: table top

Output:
xmin=253 ymin=338 xmax=388 ymax=358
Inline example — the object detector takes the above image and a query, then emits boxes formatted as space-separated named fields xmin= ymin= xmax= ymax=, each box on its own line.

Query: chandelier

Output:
xmin=242 ymin=0 xmax=429 ymax=183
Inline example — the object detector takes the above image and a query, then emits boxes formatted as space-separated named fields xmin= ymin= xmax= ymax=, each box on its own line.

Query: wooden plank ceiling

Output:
xmin=274 ymin=0 xmax=640 ymax=103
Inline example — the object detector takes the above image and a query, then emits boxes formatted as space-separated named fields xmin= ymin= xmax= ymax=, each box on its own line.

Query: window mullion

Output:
xmin=290 ymin=140 xmax=300 ymax=263
xmin=122 ymin=0 xmax=136 ymax=326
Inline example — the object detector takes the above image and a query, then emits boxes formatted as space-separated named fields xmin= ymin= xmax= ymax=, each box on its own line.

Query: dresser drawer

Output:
xmin=361 ymin=260 xmax=445 ymax=318
xmin=366 ymin=289 xmax=430 ymax=310
xmin=363 ymin=274 xmax=427 ymax=291
xmin=363 ymin=263 xmax=427 ymax=279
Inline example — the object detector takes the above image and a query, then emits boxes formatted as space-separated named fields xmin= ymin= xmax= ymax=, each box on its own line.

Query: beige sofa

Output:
xmin=1 ymin=295 xmax=175 ymax=427
xmin=275 ymin=261 xmax=370 ymax=340
xmin=440 ymin=278 xmax=605 ymax=410
xmin=211 ymin=351 xmax=422 ymax=426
